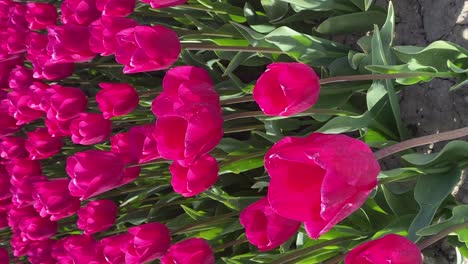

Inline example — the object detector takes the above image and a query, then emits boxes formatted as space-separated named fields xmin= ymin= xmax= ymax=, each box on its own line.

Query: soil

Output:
xmin=376 ymin=0 xmax=468 ymax=263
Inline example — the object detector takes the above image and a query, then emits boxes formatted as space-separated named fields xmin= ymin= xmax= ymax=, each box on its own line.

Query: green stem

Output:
xmin=417 ymin=222 xmax=468 ymax=250
xmin=323 ymin=254 xmax=345 ymax=264
xmin=172 ymin=212 xmax=238 ymax=234
xmin=171 ymin=4 xmax=228 ymax=14
xmin=224 ymin=125 xmax=265 ymax=134
xmin=181 ymin=43 xmax=282 ymax=54
xmin=213 ymin=237 xmax=248 ymax=252
xmin=223 ymin=109 xmax=356 ymax=122
xmin=374 ymin=126 xmax=468 ymax=160
xmin=270 ymin=237 xmax=351 ymax=264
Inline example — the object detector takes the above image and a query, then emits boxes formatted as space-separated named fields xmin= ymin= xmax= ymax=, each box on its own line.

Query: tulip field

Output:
xmin=1 ymin=0 xmax=468 ymax=263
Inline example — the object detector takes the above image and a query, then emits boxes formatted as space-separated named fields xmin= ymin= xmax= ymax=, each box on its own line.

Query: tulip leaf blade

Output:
xmin=408 ymin=167 xmax=462 ymax=241
xmin=402 ymin=140 xmax=468 ymax=168
xmin=417 ymin=205 xmax=468 ymax=236
xmin=316 ymin=11 xmax=386 ymax=35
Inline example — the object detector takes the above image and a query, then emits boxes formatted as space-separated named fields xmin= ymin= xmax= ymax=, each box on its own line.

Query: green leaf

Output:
xmin=180 ymin=205 xmax=207 ymax=220
xmin=281 ymin=0 xmax=357 ymax=12
xmin=366 ymin=60 xmax=438 ymax=85
xmin=393 ymin=40 xmax=468 ymax=71
xmin=351 ymin=0 xmax=374 ymax=11
xmin=408 ymin=168 xmax=462 ymax=241
xmin=417 ymin=205 xmax=468 ymax=236
xmin=402 ymin=140 xmax=468 ymax=168
xmin=382 ymin=185 xmax=418 ymax=216
xmin=261 ymin=0 xmax=289 ymax=22
xmin=244 ymin=3 xmax=275 ymax=33
xmin=220 ymin=157 xmax=264 ymax=174
xmin=264 ymin=26 xmax=349 ymax=66
xmin=316 ymin=11 xmax=385 ymax=35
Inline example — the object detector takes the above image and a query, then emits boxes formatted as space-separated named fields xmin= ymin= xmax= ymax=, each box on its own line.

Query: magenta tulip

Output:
xmin=45 ymin=114 xmax=73 ymax=137
xmin=345 ymin=234 xmax=422 ymax=264
xmin=253 ymin=62 xmax=320 ymax=116
xmin=5 ymin=159 xmax=42 ymax=183
xmin=70 ymin=113 xmax=112 ymax=145
xmin=18 ymin=216 xmax=58 ymax=241
xmin=240 ymin=197 xmax=300 ymax=251
xmin=6 ymin=90 xmax=45 ymax=125
xmin=169 ymin=154 xmax=219 ymax=197
xmin=154 ymin=104 xmax=223 ymax=162
xmin=26 ymin=3 xmax=57 ymax=30
xmin=115 ymin=25 xmax=181 ymax=73
xmin=77 ymin=200 xmax=118 ymax=234
xmin=0 ymin=136 xmax=28 ymax=160
xmin=0 ymin=166 xmax=11 ymax=200
xmin=25 ymin=128 xmax=62 ymax=160
xmin=0 ymin=99 xmax=21 ymax=138
xmin=33 ymin=179 xmax=81 ymax=221
xmin=48 ymin=85 xmax=88 ymax=121
xmin=161 ymin=238 xmax=214 ymax=264
xmin=26 ymin=239 xmax=56 ymax=264
xmin=152 ymin=66 xmax=219 ymax=117
xmin=89 ymin=16 xmax=138 ymax=56
xmin=11 ymin=175 xmax=48 ymax=208
xmin=100 ymin=233 xmax=132 ymax=263
xmin=0 ymin=247 xmax=8 ymax=263
xmin=96 ymin=0 xmax=135 ymax=16
xmin=60 ymin=0 xmax=100 ymax=26
xmin=46 ymin=24 xmax=96 ymax=63
xmin=66 ymin=150 xmax=125 ymax=200
xmin=125 ymin=222 xmax=171 ymax=264
xmin=265 ymin=133 xmax=380 ymax=239
xmin=8 ymin=65 xmax=34 ymax=91
xmin=142 ymin=0 xmax=187 ymax=9
xmin=52 ymin=235 xmax=105 ymax=264
xmin=96 ymin=82 xmax=139 ymax=119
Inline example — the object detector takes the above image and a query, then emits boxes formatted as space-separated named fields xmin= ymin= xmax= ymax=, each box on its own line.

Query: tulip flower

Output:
xmin=77 ymin=200 xmax=117 ymax=234
xmin=265 ymin=133 xmax=380 ymax=239
xmin=33 ymin=178 xmax=81 ymax=221
xmin=0 ymin=136 xmax=28 ymax=160
xmin=70 ymin=113 xmax=112 ymax=145
xmin=52 ymin=235 xmax=105 ymax=263
xmin=60 ymin=0 xmax=100 ymax=26
xmin=18 ymin=216 xmax=58 ymax=241
xmin=25 ymin=128 xmax=62 ymax=160
xmin=0 ymin=247 xmax=8 ymax=263
xmin=8 ymin=65 xmax=35 ymax=91
xmin=169 ymin=154 xmax=219 ymax=197
xmin=66 ymin=150 xmax=125 ymax=200
xmin=125 ymin=222 xmax=171 ymax=264
xmin=142 ymin=0 xmax=188 ymax=9
xmin=345 ymin=234 xmax=423 ymax=264
xmin=25 ymin=3 xmax=57 ymax=30
xmin=240 ymin=197 xmax=301 ymax=251
xmin=96 ymin=82 xmax=139 ymax=119
xmin=161 ymin=238 xmax=215 ymax=264
xmin=253 ymin=62 xmax=320 ymax=116
xmin=89 ymin=16 xmax=138 ymax=56
xmin=96 ymin=0 xmax=135 ymax=17
xmin=100 ymin=233 xmax=132 ymax=263
xmin=48 ymin=85 xmax=88 ymax=121
xmin=46 ymin=24 xmax=96 ymax=63
xmin=115 ymin=25 xmax=181 ymax=73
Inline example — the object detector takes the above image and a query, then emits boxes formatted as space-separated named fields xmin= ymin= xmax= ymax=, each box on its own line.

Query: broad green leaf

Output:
xmin=366 ymin=60 xmax=438 ymax=85
xmin=372 ymin=215 xmax=414 ymax=238
xmin=408 ymin=168 xmax=462 ymax=241
xmin=417 ymin=205 xmax=468 ymax=236
xmin=180 ymin=205 xmax=207 ymax=220
xmin=393 ymin=41 xmax=468 ymax=71
xmin=281 ymin=0 xmax=357 ymax=12
xmin=220 ymin=157 xmax=264 ymax=174
xmin=244 ymin=3 xmax=275 ymax=33
xmin=216 ymin=138 xmax=255 ymax=154
xmin=316 ymin=11 xmax=385 ymax=34
xmin=261 ymin=0 xmax=289 ymax=22
xmin=402 ymin=140 xmax=468 ymax=168
xmin=351 ymin=0 xmax=374 ymax=11
xmin=230 ymin=22 xmax=276 ymax=48
xmin=264 ymin=26 xmax=349 ymax=66
xmin=382 ymin=185 xmax=418 ymax=216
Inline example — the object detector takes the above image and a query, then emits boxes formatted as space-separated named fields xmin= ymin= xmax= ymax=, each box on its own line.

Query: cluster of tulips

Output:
xmin=0 ymin=0 xmax=426 ymax=263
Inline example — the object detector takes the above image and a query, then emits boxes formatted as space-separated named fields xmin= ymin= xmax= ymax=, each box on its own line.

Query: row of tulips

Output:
xmin=0 ymin=0 xmax=431 ymax=263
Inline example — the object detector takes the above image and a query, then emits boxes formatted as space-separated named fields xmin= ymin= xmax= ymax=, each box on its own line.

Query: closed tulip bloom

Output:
xmin=96 ymin=82 xmax=139 ymax=119
xmin=70 ymin=113 xmax=112 ymax=145
xmin=151 ymin=66 xmax=219 ymax=117
xmin=0 ymin=248 xmax=7 ymax=263
xmin=11 ymin=175 xmax=48 ymax=208
xmin=130 ymin=123 xmax=160 ymax=164
xmin=60 ymin=0 xmax=101 ymax=26
xmin=26 ymin=239 xmax=56 ymax=264
xmin=89 ymin=16 xmax=138 ymax=56
xmin=142 ymin=0 xmax=187 ymax=9
xmin=11 ymin=231 xmax=31 ymax=257
xmin=0 ymin=136 xmax=28 ymax=160
xmin=240 ymin=197 xmax=300 ymax=251
xmin=161 ymin=238 xmax=214 ymax=264
xmin=77 ymin=200 xmax=117 ymax=235
xmin=0 ymin=100 xmax=21 ymax=137
xmin=48 ymin=85 xmax=88 ymax=121
xmin=154 ymin=104 xmax=223 ymax=162
xmin=25 ymin=128 xmax=62 ymax=160
xmin=33 ymin=179 xmax=81 ymax=221
xmin=0 ymin=166 xmax=11 ymax=199
xmin=265 ymin=133 xmax=380 ymax=239
xmin=6 ymin=91 xmax=45 ymax=125
xmin=46 ymin=24 xmax=96 ymax=63
xmin=66 ymin=150 xmax=125 ymax=200
xmin=26 ymin=3 xmax=57 ymax=30
xmin=100 ymin=233 xmax=132 ymax=263
xmin=253 ymin=62 xmax=320 ymax=116
xmin=8 ymin=65 xmax=35 ymax=91
xmin=45 ymin=114 xmax=73 ymax=137
xmin=115 ymin=25 xmax=181 ymax=74
xmin=345 ymin=234 xmax=423 ymax=264
xmin=19 ymin=216 xmax=58 ymax=241
xmin=7 ymin=206 xmax=37 ymax=229
xmin=0 ymin=54 xmax=23 ymax=87
xmin=96 ymin=0 xmax=135 ymax=16
xmin=169 ymin=154 xmax=219 ymax=197
xmin=125 ymin=222 xmax=171 ymax=264
xmin=5 ymin=159 xmax=42 ymax=183
xmin=52 ymin=235 xmax=105 ymax=264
